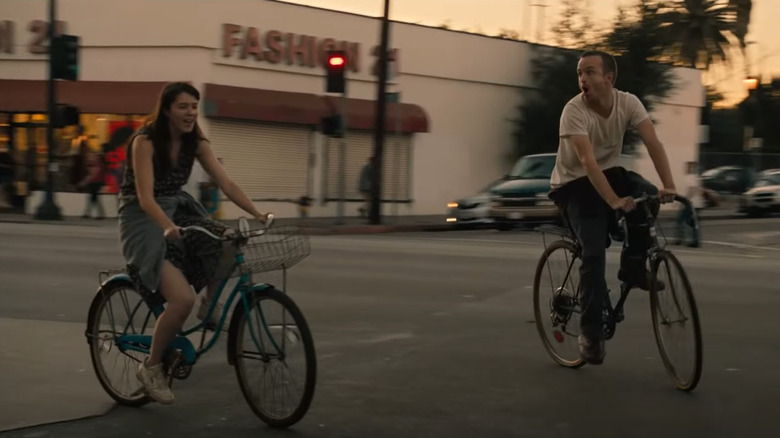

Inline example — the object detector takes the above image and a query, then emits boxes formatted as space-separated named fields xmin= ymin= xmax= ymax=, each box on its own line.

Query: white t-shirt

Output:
xmin=550 ymin=89 xmax=650 ymax=189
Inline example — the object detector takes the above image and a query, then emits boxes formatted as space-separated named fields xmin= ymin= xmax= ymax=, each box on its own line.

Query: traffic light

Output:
xmin=54 ymin=104 xmax=80 ymax=128
xmin=324 ymin=50 xmax=346 ymax=93
xmin=322 ymin=114 xmax=343 ymax=138
xmin=51 ymin=34 xmax=79 ymax=81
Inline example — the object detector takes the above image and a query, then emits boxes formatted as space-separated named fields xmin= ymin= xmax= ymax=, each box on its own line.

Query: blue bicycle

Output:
xmin=85 ymin=215 xmax=317 ymax=428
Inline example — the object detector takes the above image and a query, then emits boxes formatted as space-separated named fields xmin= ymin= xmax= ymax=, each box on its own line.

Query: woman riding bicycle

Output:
xmin=118 ymin=81 xmax=270 ymax=404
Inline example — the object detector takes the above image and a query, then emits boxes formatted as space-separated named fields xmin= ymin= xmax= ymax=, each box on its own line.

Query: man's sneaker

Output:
xmin=618 ymin=267 xmax=665 ymax=291
xmin=136 ymin=360 xmax=174 ymax=404
xmin=196 ymin=294 xmax=227 ymax=331
xmin=578 ymin=335 xmax=605 ymax=365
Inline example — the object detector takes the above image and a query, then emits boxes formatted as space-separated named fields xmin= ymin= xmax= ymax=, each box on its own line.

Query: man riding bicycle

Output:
xmin=548 ymin=50 xmax=677 ymax=365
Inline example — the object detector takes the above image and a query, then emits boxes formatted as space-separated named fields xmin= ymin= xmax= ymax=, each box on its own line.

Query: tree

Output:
xmin=602 ymin=0 xmax=679 ymax=152
xmin=550 ymin=0 xmax=599 ymax=48
xmin=510 ymin=46 xmax=585 ymax=159
xmin=729 ymin=0 xmax=752 ymax=50
xmin=496 ymin=28 xmax=521 ymax=40
xmin=511 ymin=0 xmax=679 ymax=159
xmin=657 ymin=0 xmax=741 ymax=69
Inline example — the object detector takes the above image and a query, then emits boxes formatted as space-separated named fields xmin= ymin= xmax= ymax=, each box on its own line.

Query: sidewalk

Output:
xmin=0 ymin=210 xmax=456 ymax=234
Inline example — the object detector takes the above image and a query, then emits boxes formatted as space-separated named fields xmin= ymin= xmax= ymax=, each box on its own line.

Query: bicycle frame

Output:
xmin=540 ymin=193 xmax=697 ymax=338
xmin=110 ymin=227 xmax=291 ymax=367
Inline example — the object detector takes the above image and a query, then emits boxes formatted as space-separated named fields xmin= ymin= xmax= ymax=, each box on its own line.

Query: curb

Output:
xmin=0 ymin=214 xmax=743 ymax=234
xmin=300 ymin=223 xmax=455 ymax=235
xmin=0 ymin=215 xmax=457 ymax=235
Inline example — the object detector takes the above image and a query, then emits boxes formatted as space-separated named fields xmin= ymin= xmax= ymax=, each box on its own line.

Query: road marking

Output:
xmin=357 ymin=332 xmax=414 ymax=344
xmin=701 ymin=240 xmax=780 ymax=252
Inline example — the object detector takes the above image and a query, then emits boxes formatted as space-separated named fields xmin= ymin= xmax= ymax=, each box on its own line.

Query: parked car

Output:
xmin=445 ymin=177 xmax=507 ymax=227
xmin=738 ymin=169 xmax=780 ymax=217
xmin=488 ymin=153 xmax=559 ymax=231
xmin=700 ymin=165 xmax=752 ymax=194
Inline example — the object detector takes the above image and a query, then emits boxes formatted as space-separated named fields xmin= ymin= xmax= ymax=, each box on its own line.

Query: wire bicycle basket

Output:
xmin=232 ymin=225 xmax=311 ymax=277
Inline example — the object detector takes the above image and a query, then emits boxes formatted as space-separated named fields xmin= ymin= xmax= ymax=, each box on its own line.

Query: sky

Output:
xmin=279 ymin=0 xmax=780 ymax=106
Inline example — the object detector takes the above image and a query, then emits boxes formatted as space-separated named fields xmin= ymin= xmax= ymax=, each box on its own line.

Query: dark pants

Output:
xmin=675 ymin=207 xmax=700 ymax=245
xmin=551 ymin=167 xmax=659 ymax=339
xmin=83 ymin=182 xmax=105 ymax=218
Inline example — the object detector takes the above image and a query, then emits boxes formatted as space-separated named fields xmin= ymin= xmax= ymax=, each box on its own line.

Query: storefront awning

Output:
xmin=203 ymin=83 xmax=329 ymax=126
xmin=0 ymin=79 xmax=169 ymax=114
xmin=322 ymin=96 xmax=430 ymax=133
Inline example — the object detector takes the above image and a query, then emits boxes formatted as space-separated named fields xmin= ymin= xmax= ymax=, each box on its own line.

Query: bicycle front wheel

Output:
xmin=533 ymin=239 xmax=585 ymax=368
xmin=230 ymin=287 xmax=316 ymax=428
xmin=649 ymin=251 xmax=703 ymax=391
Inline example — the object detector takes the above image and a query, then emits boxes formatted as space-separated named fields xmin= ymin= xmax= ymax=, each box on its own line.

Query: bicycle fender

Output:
xmin=85 ymin=273 xmax=135 ymax=345
xmin=226 ymin=283 xmax=276 ymax=366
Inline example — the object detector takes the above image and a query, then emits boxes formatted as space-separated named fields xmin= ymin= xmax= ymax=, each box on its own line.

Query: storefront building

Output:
xmin=0 ymin=0 xmax=705 ymax=219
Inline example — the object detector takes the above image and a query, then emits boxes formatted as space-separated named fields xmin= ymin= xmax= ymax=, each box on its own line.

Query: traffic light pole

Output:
xmin=370 ymin=0 xmax=391 ymax=225
xmin=35 ymin=0 xmax=62 ymax=220
xmin=336 ymin=90 xmax=348 ymax=225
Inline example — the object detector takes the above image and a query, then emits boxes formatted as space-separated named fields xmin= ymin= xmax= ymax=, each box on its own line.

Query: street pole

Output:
xmin=370 ymin=0 xmax=391 ymax=225
xmin=35 ymin=0 xmax=62 ymax=220
xmin=336 ymin=91 xmax=348 ymax=225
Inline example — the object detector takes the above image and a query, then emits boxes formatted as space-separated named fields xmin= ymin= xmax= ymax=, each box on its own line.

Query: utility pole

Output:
xmin=35 ymin=0 xmax=62 ymax=220
xmin=370 ymin=0 xmax=391 ymax=225
xmin=531 ymin=1 xmax=549 ymax=43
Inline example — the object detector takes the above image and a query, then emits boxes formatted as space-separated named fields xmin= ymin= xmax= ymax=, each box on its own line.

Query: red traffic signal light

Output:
xmin=328 ymin=55 xmax=346 ymax=67
xmin=324 ymin=50 xmax=346 ymax=93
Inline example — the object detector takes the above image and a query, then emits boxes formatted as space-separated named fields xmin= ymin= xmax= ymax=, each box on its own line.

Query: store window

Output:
xmin=64 ymin=114 xmax=146 ymax=194
xmin=3 ymin=112 xmax=146 ymax=193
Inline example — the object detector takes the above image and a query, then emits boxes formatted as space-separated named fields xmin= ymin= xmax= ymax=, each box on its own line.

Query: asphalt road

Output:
xmin=0 ymin=217 xmax=779 ymax=438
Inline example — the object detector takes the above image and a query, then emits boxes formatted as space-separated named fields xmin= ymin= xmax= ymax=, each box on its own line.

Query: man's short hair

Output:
xmin=580 ymin=50 xmax=618 ymax=84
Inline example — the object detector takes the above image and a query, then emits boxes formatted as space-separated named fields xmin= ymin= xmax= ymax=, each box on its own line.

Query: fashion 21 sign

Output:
xmin=221 ymin=23 xmax=400 ymax=77
xmin=0 ymin=20 xmax=67 ymax=54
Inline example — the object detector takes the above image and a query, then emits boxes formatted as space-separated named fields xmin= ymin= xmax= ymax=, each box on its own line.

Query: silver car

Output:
xmin=738 ymin=170 xmax=780 ymax=217
xmin=445 ymin=178 xmax=506 ymax=227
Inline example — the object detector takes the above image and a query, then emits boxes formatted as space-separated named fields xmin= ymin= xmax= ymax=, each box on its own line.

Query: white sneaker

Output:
xmin=136 ymin=360 xmax=174 ymax=404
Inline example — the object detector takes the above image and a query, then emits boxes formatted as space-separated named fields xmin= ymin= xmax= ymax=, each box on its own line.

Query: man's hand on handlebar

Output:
xmin=610 ymin=196 xmax=636 ymax=213
xmin=658 ymin=187 xmax=677 ymax=204
xmin=254 ymin=212 xmax=272 ymax=224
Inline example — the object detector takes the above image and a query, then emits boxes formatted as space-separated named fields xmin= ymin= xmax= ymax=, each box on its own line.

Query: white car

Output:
xmin=738 ymin=170 xmax=780 ymax=217
xmin=445 ymin=178 xmax=506 ymax=227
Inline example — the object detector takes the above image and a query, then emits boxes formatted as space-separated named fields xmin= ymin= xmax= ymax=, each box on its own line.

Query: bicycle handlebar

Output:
xmin=616 ymin=193 xmax=698 ymax=229
xmin=180 ymin=213 xmax=275 ymax=241
xmin=629 ymin=193 xmax=692 ymax=209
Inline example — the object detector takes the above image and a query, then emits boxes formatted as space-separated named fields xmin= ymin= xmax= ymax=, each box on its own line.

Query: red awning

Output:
xmin=0 ymin=79 xmax=169 ymax=114
xmin=203 ymin=83 xmax=329 ymax=126
xmin=322 ymin=95 xmax=429 ymax=133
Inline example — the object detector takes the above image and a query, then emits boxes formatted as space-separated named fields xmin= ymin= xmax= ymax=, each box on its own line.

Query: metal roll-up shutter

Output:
xmin=206 ymin=120 xmax=311 ymax=200
xmin=324 ymin=131 xmax=411 ymax=201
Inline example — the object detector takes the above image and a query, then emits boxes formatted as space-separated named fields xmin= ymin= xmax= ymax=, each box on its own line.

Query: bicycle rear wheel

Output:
xmin=533 ymin=239 xmax=585 ymax=368
xmin=649 ymin=251 xmax=703 ymax=391
xmin=86 ymin=280 xmax=156 ymax=406
xmin=230 ymin=287 xmax=317 ymax=428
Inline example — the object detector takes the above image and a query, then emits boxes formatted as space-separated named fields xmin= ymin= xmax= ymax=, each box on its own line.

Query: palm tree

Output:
xmin=659 ymin=0 xmax=749 ymax=69
xmin=729 ymin=0 xmax=752 ymax=49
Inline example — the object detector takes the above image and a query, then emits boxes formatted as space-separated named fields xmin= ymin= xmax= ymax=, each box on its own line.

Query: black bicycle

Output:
xmin=532 ymin=193 xmax=703 ymax=392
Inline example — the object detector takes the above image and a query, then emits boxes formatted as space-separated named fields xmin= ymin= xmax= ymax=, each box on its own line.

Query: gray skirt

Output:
xmin=118 ymin=192 xmax=228 ymax=307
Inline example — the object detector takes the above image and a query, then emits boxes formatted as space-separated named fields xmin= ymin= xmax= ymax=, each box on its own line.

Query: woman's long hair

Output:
xmin=139 ymin=82 xmax=207 ymax=174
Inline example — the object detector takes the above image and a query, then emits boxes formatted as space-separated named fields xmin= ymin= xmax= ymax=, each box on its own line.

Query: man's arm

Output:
xmin=569 ymin=134 xmax=628 ymax=210
xmin=636 ymin=118 xmax=676 ymax=195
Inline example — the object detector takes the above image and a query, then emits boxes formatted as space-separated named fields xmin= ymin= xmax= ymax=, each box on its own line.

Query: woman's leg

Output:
xmin=198 ymin=230 xmax=237 ymax=327
xmin=137 ymin=260 xmax=194 ymax=404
